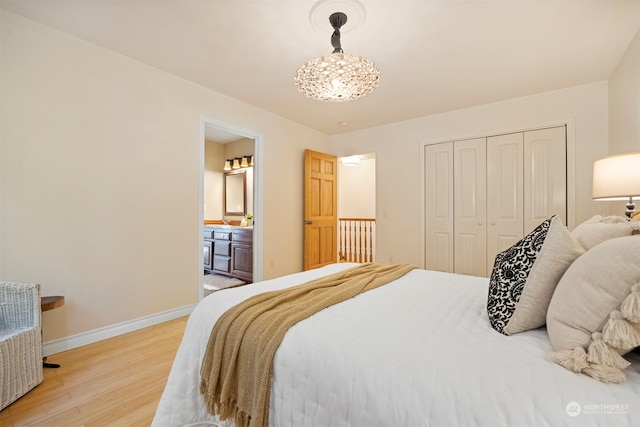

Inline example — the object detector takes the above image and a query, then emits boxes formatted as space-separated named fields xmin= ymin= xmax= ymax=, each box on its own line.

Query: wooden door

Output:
xmin=424 ymin=142 xmax=454 ymax=272
xmin=454 ymin=138 xmax=487 ymax=276
xmin=486 ymin=132 xmax=524 ymax=274
xmin=304 ymin=149 xmax=338 ymax=270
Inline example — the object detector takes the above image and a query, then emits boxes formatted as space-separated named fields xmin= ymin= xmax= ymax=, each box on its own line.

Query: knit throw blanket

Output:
xmin=199 ymin=262 xmax=416 ymax=427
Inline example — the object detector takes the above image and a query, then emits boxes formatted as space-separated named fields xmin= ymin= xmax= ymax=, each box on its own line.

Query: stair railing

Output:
xmin=338 ymin=218 xmax=376 ymax=263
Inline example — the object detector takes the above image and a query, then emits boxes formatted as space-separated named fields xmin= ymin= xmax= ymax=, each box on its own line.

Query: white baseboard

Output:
xmin=43 ymin=304 xmax=196 ymax=357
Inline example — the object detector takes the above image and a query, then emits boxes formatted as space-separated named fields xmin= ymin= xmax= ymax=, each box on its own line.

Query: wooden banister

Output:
xmin=338 ymin=218 xmax=376 ymax=263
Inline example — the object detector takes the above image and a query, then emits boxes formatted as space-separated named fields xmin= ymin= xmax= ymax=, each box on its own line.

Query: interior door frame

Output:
xmin=199 ymin=115 xmax=264 ymax=299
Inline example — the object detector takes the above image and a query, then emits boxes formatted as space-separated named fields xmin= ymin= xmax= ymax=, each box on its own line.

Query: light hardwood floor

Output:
xmin=0 ymin=316 xmax=188 ymax=426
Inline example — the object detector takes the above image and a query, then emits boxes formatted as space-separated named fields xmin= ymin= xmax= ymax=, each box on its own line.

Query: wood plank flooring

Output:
xmin=0 ymin=316 xmax=188 ymax=426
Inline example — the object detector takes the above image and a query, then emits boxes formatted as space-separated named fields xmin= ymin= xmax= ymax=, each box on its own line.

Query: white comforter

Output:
xmin=153 ymin=263 xmax=640 ymax=427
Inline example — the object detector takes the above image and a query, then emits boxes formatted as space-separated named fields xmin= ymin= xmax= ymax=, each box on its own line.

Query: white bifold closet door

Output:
xmin=424 ymin=126 xmax=566 ymax=277
xmin=524 ymin=127 xmax=567 ymax=235
xmin=486 ymin=132 xmax=524 ymax=275
xmin=453 ymin=138 xmax=487 ymax=276
xmin=424 ymin=143 xmax=454 ymax=273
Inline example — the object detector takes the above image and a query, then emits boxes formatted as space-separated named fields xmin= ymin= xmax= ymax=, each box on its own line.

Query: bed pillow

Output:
xmin=571 ymin=215 xmax=638 ymax=250
xmin=487 ymin=215 xmax=584 ymax=336
xmin=547 ymin=235 xmax=640 ymax=382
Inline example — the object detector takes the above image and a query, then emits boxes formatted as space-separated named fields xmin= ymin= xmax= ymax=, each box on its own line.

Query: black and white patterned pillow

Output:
xmin=487 ymin=218 xmax=551 ymax=334
xmin=487 ymin=215 xmax=584 ymax=336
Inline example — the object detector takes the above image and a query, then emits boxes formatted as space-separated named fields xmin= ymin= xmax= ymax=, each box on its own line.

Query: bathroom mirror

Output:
xmin=224 ymin=170 xmax=247 ymax=216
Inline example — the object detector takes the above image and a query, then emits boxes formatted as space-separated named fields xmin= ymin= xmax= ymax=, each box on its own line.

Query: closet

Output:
xmin=425 ymin=126 xmax=566 ymax=277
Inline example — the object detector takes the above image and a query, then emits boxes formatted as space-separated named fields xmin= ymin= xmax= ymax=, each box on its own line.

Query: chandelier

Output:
xmin=294 ymin=11 xmax=380 ymax=102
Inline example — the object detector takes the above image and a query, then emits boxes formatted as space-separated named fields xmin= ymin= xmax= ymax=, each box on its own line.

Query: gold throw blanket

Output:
xmin=199 ymin=262 xmax=416 ymax=427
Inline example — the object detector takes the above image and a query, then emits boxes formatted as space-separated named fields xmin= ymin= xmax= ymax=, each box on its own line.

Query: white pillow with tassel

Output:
xmin=546 ymin=235 xmax=640 ymax=383
xmin=571 ymin=214 xmax=639 ymax=250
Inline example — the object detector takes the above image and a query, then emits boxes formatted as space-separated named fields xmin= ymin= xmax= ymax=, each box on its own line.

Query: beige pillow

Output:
xmin=571 ymin=215 xmax=637 ymax=250
xmin=547 ymin=235 xmax=640 ymax=382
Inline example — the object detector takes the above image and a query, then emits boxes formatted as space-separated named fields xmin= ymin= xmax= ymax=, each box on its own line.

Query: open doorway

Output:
xmin=337 ymin=153 xmax=376 ymax=263
xmin=199 ymin=117 xmax=263 ymax=300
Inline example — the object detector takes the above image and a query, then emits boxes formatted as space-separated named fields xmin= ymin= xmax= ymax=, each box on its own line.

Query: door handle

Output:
xmin=304 ymin=220 xmax=313 ymax=225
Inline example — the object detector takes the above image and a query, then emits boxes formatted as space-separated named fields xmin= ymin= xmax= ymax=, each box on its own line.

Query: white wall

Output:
xmin=330 ymin=82 xmax=609 ymax=267
xmin=204 ymin=140 xmax=224 ymax=220
xmin=607 ymin=27 xmax=640 ymax=216
xmin=338 ymin=157 xmax=376 ymax=218
xmin=609 ymin=30 xmax=640 ymax=154
xmin=0 ymin=9 xmax=3 ymax=280
xmin=0 ymin=12 xmax=329 ymax=343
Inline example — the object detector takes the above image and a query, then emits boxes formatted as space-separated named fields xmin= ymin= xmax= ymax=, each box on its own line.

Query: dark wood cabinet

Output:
xmin=204 ymin=226 xmax=253 ymax=283
xmin=231 ymin=243 xmax=253 ymax=280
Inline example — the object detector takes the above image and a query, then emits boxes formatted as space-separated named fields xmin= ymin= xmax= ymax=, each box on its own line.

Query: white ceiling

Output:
xmin=2 ymin=0 xmax=639 ymax=135
xmin=205 ymin=126 xmax=247 ymax=144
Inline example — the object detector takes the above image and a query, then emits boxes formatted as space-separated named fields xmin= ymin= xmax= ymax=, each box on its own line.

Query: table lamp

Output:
xmin=592 ymin=152 xmax=640 ymax=220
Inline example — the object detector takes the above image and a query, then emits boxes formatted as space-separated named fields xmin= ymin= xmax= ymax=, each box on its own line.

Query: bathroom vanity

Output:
xmin=203 ymin=225 xmax=253 ymax=283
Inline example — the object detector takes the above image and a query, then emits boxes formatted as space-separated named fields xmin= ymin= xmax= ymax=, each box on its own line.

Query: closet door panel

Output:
xmin=425 ymin=142 xmax=454 ymax=272
xmin=486 ymin=133 xmax=524 ymax=273
xmin=423 ymin=126 xmax=567 ymax=279
xmin=454 ymin=138 xmax=486 ymax=276
xmin=524 ymin=127 xmax=567 ymax=233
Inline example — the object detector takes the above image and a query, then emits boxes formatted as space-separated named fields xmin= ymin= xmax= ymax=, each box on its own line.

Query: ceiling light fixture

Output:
xmin=295 ymin=10 xmax=379 ymax=102
xmin=340 ymin=155 xmax=360 ymax=166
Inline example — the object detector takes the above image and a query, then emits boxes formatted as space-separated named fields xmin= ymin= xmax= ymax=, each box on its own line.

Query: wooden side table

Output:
xmin=41 ymin=295 xmax=65 ymax=368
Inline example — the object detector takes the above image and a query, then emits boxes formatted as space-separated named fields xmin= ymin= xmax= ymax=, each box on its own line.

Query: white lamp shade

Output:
xmin=592 ymin=152 xmax=640 ymax=200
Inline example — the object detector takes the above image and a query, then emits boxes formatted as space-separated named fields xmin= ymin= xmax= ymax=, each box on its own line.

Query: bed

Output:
xmin=153 ymin=233 xmax=640 ymax=427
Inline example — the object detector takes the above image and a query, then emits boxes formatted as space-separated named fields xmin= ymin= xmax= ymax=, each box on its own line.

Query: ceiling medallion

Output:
xmin=294 ymin=4 xmax=380 ymax=102
xmin=309 ymin=0 xmax=366 ymax=34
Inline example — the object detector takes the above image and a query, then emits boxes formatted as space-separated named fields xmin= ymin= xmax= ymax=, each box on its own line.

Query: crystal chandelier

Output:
xmin=294 ymin=12 xmax=380 ymax=102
